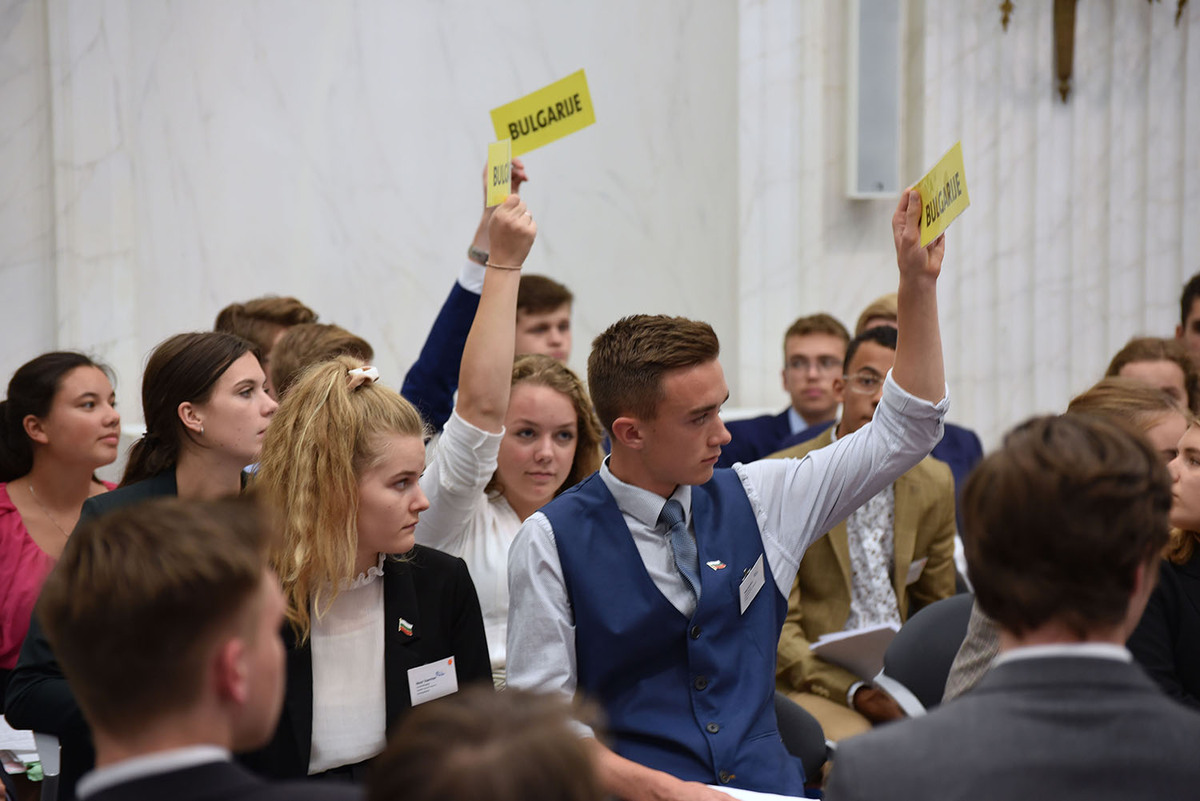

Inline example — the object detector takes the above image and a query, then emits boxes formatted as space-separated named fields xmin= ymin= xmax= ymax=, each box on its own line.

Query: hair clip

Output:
xmin=347 ymin=365 xmax=380 ymax=389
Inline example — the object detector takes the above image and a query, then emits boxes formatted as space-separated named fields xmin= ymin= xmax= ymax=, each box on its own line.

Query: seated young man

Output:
xmin=506 ymin=191 xmax=947 ymax=800
xmin=214 ymin=296 xmax=318 ymax=397
xmin=36 ymin=497 xmax=359 ymax=801
xmin=1106 ymin=336 xmax=1200 ymax=413
xmin=1176 ymin=272 xmax=1200 ymax=363
xmin=772 ymin=325 xmax=956 ymax=741
xmin=718 ymin=313 xmax=850 ymax=467
xmin=268 ymin=323 xmax=374 ymax=400
xmin=514 ymin=274 xmax=573 ymax=363
xmin=826 ymin=415 xmax=1200 ymax=801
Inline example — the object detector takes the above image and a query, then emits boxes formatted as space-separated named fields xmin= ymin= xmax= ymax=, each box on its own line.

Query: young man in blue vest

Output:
xmin=507 ymin=190 xmax=948 ymax=801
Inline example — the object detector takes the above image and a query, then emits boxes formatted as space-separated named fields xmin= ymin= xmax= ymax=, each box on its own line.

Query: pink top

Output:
xmin=0 ymin=480 xmax=115 ymax=669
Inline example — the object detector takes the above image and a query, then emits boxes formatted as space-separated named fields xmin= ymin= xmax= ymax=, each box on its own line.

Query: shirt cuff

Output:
xmin=458 ymin=260 xmax=486 ymax=293
xmin=847 ymin=681 xmax=866 ymax=708
xmin=881 ymin=370 xmax=950 ymax=419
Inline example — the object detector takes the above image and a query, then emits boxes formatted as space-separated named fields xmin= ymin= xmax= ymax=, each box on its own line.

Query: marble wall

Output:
xmin=1 ymin=0 xmax=740 ymax=427
xmin=2 ymin=0 xmax=1197 ymax=453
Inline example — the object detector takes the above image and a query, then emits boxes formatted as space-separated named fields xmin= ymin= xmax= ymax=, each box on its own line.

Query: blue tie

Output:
xmin=660 ymin=499 xmax=701 ymax=602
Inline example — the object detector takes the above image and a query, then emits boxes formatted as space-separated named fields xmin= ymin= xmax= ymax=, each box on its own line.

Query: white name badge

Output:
xmin=905 ymin=557 xmax=929 ymax=586
xmin=739 ymin=554 xmax=765 ymax=615
xmin=407 ymin=656 xmax=459 ymax=706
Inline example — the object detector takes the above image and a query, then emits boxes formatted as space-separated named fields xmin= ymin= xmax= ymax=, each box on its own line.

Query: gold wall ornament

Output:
xmin=1002 ymin=0 xmax=1185 ymax=101
xmin=1054 ymin=0 xmax=1077 ymax=102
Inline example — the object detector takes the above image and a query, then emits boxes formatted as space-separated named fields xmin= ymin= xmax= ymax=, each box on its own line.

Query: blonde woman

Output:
xmin=414 ymin=198 xmax=601 ymax=688
xmin=246 ymin=354 xmax=491 ymax=781
xmin=245 ymin=195 xmax=535 ymax=781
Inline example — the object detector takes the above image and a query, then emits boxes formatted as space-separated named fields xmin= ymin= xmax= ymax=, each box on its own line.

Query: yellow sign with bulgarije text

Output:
xmin=915 ymin=141 xmax=970 ymax=247
xmin=486 ymin=139 xmax=512 ymax=208
xmin=490 ymin=70 xmax=596 ymax=156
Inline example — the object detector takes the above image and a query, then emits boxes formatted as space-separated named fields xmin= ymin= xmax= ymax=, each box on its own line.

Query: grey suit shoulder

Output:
xmin=827 ymin=656 xmax=1200 ymax=801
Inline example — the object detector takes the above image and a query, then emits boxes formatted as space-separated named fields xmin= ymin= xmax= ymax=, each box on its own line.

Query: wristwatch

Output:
xmin=467 ymin=246 xmax=489 ymax=266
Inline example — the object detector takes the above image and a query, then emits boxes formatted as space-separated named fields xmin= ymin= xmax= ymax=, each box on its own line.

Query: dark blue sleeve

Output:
xmin=717 ymin=412 xmax=796 ymax=468
xmin=400 ymin=282 xmax=481 ymax=434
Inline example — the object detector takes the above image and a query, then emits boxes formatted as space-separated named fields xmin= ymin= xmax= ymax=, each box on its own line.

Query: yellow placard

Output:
xmin=914 ymin=141 xmax=970 ymax=247
xmin=486 ymin=139 xmax=512 ymax=208
xmin=490 ymin=69 xmax=596 ymax=157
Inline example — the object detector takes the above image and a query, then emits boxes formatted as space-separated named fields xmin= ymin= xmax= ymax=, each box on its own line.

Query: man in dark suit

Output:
xmin=35 ymin=497 xmax=359 ymax=801
xmin=718 ymin=313 xmax=850 ymax=467
xmin=826 ymin=414 xmax=1200 ymax=801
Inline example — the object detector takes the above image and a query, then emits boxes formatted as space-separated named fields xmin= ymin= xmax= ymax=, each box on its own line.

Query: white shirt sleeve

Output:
xmin=736 ymin=370 xmax=948 ymax=595
xmin=416 ymin=410 xmax=504 ymax=553
xmin=506 ymin=511 xmax=593 ymax=737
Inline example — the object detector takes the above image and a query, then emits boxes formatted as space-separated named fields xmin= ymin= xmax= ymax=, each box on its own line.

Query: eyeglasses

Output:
xmin=842 ymin=372 xmax=884 ymax=395
xmin=786 ymin=356 xmax=843 ymax=374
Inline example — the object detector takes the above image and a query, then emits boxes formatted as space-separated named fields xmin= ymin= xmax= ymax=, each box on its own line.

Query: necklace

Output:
xmin=28 ymin=482 xmax=72 ymax=539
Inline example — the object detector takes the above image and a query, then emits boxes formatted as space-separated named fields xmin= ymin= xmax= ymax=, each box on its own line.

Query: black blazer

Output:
xmin=86 ymin=759 xmax=362 ymax=801
xmin=239 ymin=544 xmax=492 ymax=779
xmin=4 ymin=471 xmax=179 ymax=801
xmin=76 ymin=471 xmax=179 ymax=524
xmin=1128 ymin=551 xmax=1200 ymax=709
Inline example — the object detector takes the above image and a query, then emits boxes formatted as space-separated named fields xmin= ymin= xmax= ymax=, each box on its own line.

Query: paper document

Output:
xmin=707 ymin=786 xmax=804 ymax=801
xmin=0 ymin=715 xmax=36 ymax=753
xmin=811 ymin=622 xmax=900 ymax=680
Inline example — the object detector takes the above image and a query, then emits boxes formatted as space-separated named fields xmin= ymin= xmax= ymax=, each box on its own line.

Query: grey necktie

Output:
xmin=659 ymin=499 xmax=701 ymax=602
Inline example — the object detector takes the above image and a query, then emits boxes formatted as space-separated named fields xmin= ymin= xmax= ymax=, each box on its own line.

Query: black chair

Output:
xmin=872 ymin=593 xmax=974 ymax=715
xmin=773 ymin=691 xmax=827 ymax=782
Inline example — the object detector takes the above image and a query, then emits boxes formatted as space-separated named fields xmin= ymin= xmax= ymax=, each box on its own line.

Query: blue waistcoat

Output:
xmin=543 ymin=469 xmax=805 ymax=794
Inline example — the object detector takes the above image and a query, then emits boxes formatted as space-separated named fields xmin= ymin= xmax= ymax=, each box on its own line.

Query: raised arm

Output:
xmin=891 ymin=188 xmax=946 ymax=403
xmin=454 ymin=194 xmax=537 ymax=432
xmin=401 ymin=160 xmax=528 ymax=433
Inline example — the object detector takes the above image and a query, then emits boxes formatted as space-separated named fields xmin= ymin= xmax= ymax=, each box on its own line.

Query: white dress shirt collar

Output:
xmin=599 ymin=456 xmax=692 ymax=530
xmin=993 ymin=642 xmax=1132 ymax=667
xmin=76 ymin=745 xmax=229 ymax=799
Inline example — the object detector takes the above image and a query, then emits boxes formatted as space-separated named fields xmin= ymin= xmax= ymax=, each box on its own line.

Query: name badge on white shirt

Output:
xmin=739 ymin=554 xmax=765 ymax=615
xmin=407 ymin=657 xmax=459 ymax=706
xmin=905 ymin=557 xmax=928 ymax=586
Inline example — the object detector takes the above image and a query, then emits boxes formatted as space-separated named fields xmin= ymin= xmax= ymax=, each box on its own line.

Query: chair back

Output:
xmin=773 ymin=691 xmax=827 ymax=783
xmin=34 ymin=732 xmax=60 ymax=801
xmin=878 ymin=593 xmax=974 ymax=712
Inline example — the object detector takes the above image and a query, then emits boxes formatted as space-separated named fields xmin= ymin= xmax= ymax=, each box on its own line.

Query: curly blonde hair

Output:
xmin=256 ymin=355 xmax=426 ymax=642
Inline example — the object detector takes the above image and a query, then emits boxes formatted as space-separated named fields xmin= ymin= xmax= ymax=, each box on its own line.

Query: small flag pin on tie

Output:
xmin=706 ymin=560 xmax=727 ymax=571
xmin=398 ymin=618 xmax=414 ymax=636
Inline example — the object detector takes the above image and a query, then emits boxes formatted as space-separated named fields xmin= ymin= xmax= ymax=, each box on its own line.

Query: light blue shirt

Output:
xmin=507 ymin=371 xmax=949 ymax=733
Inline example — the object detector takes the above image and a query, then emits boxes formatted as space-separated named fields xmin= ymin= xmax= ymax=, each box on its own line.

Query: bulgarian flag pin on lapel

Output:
xmin=706 ymin=560 xmax=727 ymax=571
xmin=398 ymin=618 xmax=414 ymax=636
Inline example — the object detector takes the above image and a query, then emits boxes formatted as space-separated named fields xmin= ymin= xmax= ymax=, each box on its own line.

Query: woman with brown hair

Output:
xmin=414 ymin=200 xmax=602 ymax=689
xmin=1128 ymin=414 xmax=1200 ymax=708
xmin=4 ymin=331 xmax=277 ymax=800
xmin=0 ymin=353 xmax=119 ymax=696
